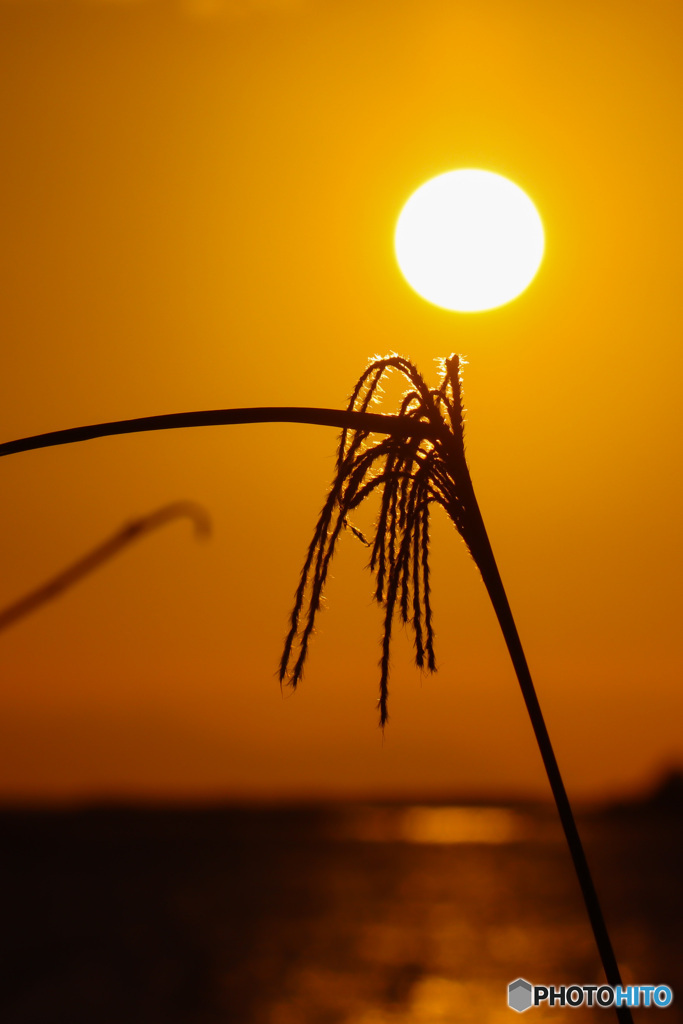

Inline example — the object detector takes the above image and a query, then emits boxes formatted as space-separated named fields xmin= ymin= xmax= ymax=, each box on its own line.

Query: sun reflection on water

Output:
xmin=335 ymin=804 xmax=527 ymax=845
xmin=399 ymin=806 xmax=522 ymax=844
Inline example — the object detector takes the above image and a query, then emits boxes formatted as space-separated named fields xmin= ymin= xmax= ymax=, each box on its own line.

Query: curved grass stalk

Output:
xmin=0 ymin=360 xmax=631 ymax=1022
xmin=0 ymin=407 xmax=439 ymax=459
xmin=0 ymin=501 xmax=211 ymax=634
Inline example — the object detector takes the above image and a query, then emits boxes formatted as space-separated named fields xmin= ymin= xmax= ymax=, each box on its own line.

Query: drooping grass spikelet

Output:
xmin=280 ymin=353 xmax=471 ymax=724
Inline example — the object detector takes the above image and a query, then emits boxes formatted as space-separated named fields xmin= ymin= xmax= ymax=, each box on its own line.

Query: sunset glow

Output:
xmin=0 ymin=1 xmax=681 ymax=807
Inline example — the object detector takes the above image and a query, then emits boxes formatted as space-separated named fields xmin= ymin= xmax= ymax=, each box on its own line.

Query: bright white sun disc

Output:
xmin=395 ymin=169 xmax=544 ymax=312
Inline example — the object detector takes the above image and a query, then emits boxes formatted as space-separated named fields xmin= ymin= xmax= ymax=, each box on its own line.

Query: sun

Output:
xmin=394 ymin=169 xmax=544 ymax=313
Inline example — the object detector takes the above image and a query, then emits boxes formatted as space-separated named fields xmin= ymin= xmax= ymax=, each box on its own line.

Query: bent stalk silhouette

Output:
xmin=0 ymin=501 xmax=210 ymax=634
xmin=0 ymin=354 xmax=631 ymax=1023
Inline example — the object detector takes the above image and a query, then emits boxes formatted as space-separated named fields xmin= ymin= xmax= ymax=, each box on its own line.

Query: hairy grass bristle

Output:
xmin=279 ymin=353 xmax=472 ymax=726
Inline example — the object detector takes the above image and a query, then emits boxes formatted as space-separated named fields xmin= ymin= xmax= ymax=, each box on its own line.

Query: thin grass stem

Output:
xmin=0 ymin=407 xmax=439 ymax=460
xmin=451 ymin=467 xmax=633 ymax=1024
xmin=0 ymin=502 xmax=210 ymax=634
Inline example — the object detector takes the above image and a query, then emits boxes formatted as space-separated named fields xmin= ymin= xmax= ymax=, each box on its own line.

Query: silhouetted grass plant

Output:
xmin=0 ymin=355 xmax=632 ymax=1024
xmin=280 ymin=354 xmax=632 ymax=1023
xmin=0 ymin=501 xmax=210 ymax=634
xmin=280 ymin=354 xmax=465 ymax=725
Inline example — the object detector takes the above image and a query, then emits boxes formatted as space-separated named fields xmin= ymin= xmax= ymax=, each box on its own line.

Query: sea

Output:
xmin=1 ymin=780 xmax=680 ymax=1023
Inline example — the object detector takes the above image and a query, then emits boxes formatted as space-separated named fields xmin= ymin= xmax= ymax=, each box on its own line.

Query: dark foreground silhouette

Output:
xmin=0 ymin=779 xmax=681 ymax=1024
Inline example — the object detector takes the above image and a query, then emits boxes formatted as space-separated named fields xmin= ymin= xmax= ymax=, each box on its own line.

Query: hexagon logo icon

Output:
xmin=508 ymin=978 xmax=533 ymax=1012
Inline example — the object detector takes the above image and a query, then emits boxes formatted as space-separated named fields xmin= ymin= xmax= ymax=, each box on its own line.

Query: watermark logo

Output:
xmin=508 ymin=979 xmax=674 ymax=1011
xmin=509 ymin=979 xmax=534 ymax=1012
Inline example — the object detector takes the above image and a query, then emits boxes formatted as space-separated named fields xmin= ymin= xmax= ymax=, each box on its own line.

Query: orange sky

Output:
xmin=0 ymin=0 xmax=681 ymax=803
